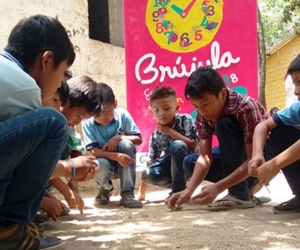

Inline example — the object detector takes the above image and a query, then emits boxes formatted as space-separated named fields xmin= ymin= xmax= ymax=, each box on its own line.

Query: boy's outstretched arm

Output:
xmin=249 ymin=117 xmax=277 ymax=176
xmin=193 ymin=144 xmax=253 ymax=204
xmin=252 ymin=118 xmax=300 ymax=185
xmin=167 ymin=138 xmax=212 ymax=210
xmin=49 ymin=177 xmax=84 ymax=213
xmin=51 ymin=156 xmax=98 ymax=180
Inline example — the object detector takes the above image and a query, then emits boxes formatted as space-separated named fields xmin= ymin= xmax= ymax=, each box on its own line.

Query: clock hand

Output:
xmin=180 ymin=0 xmax=197 ymax=18
xmin=171 ymin=4 xmax=184 ymax=15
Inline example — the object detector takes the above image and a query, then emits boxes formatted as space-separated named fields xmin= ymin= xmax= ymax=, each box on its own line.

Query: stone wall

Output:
xmin=0 ymin=0 xmax=126 ymax=107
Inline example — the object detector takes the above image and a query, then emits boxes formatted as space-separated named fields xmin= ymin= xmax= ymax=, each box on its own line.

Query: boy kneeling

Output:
xmin=138 ymin=86 xmax=197 ymax=201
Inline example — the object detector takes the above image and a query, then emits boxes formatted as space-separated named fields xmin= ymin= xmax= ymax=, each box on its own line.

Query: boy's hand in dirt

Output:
xmin=167 ymin=190 xmax=192 ymax=211
xmin=41 ymin=197 xmax=66 ymax=221
xmin=191 ymin=184 xmax=220 ymax=205
xmin=65 ymin=190 xmax=84 ymax=214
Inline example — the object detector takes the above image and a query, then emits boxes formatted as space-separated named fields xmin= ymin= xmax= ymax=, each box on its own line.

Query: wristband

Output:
xmin=66 ymin=159 xmax=76 ymax=183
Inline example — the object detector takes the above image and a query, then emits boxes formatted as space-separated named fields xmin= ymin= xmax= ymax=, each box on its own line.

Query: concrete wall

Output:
xmin=265 ymin=36 xmax=300 ymax=111
xmin=109 ymin=0 xmax=124 ymax=47
xmin=0 ymin=0 xmax=126 ymax=108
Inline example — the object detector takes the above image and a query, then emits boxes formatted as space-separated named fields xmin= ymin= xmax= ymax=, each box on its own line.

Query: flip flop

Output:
xmin=205 ymin=195 xmax=256 ymax=212
xmin=253 ymin=196 xmax=271 ymax=205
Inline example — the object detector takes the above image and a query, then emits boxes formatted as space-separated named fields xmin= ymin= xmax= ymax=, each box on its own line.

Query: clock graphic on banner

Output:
xmin=146 ymin=0 xmax=224 ymax=53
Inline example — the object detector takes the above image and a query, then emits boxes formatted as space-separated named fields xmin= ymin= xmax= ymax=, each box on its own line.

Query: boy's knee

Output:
xmin=141 ymin=168 xmax=150 ymax=183
xmin=215 ymin=115 xmax=242 ymax=136
xmin=118 ymin=140 xmax=136 ymax=154
xmin=182 ymin=155 xmax=195 ymax=177
xmin=169 ymin=140 xmax=187 ymax=153
xmin=95 ymin=158 xmax=111 ymax=170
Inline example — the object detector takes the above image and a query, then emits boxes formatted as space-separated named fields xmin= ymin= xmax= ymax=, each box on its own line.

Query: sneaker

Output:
xmin=0 ymin=223 xmax=65 ymax=250
xmin=94 ymin=189 xmax=110 ymax=206
xmin=120 ymin=194 xmax=143 ymax=208
xmin=272 ymin=197 xmax=300 ymax=214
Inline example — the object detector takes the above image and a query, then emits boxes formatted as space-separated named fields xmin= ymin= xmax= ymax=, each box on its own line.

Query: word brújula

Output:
xmin=135 ymin=41 xmax=240 ymax=84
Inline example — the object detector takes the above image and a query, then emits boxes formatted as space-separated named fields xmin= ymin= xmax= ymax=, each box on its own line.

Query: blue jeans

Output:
xmin=269 ymin=126 xmax=300 ymax=197
xmin=94 ymin=140 xmax=137 ymax=196
xmin=183 ymin=116 xmax=261 ymax=200
xmin=141 ymin=140 xmax=191 ymax=193
xmin=0 ymin=107 xmax=67 ymax=229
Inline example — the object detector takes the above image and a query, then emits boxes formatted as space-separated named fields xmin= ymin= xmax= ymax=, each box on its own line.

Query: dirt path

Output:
xmin=46 ymin=173 xmax=300 ymax=250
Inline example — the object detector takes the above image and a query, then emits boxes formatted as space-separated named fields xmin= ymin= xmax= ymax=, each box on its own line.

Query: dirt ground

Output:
xmin=47 ymin=172 xmax=300 ymax=250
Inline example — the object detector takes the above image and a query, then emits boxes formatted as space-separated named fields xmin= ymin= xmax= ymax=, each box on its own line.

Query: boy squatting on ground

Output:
xmin=249 ymin=54 xmax=300 ymax=214
xmin=0 ymin=15 xmax=98 ymax=250
xmin=168 ymin=66 xmax=271 ymax=212
xmin=41 ymin=76 xmax=102 ymax=221
xmin=82 ymin=83 xmax=144 ymax=208
xmin=137 ymin=86 xmax=198 ymax=201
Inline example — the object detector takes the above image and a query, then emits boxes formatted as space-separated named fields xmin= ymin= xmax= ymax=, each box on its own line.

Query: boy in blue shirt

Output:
xmin=138 ymin=86 xmax=198 ymax=201
xmin=83 ymin=83 xmax=143 ymax=208
xmin=0 ymin=15 xmax=76 ymax=249
xmin=249 ymin=54 xmax=300 ymax=214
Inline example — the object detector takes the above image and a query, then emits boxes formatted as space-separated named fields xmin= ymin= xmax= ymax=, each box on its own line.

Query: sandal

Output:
xmin=205 ymin=194 xmax=256 ymax=211
xmin=272 ymin=197 xmax=300 ymax=214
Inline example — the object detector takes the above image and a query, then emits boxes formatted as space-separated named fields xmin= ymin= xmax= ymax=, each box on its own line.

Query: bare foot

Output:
xmin=137 ymin=192 xmax=145 ymax=201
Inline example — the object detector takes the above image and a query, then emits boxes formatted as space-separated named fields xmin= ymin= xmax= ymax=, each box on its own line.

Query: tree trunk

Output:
xmin=257 ymin=6 xmax=267 ymax=108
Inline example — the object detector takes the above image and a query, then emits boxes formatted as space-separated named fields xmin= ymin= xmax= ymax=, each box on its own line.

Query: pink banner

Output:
xmin=124 ymin=0 xmax=258 ymax=152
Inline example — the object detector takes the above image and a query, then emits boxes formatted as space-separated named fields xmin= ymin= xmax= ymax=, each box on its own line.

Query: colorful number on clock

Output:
xmin=194 ymin=30 xmax=203 ymax=41
xmin=202 ymin=5 xmax=215 ymax=16
xmin=156 ymin=22 xmax=164 ymax=33
xmin=154 ymin=0 xmax=169 ymax=7
xmin=164 ymin=31 xmax=178 ymax=44
xmin=180 ymin=33 xmax=192 ymax=48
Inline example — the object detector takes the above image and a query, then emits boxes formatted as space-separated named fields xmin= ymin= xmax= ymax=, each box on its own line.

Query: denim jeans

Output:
xmin=94 ymin=140 xmax=137 ymax=196
xmin=141 ymin=140 xmax=191 ymax=193
xmin=0 ymin=107 xmax=67 ymax=229
xmin=183 ymin=116 xmax=261 ymax=200
xmin=269 ymin=126 xmax=300 ymax=197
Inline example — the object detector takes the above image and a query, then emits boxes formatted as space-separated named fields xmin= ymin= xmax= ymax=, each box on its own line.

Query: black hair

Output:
xmin=150 ymin=86 xmax=176 ymax=102
xmin=184 ymin=66 xmax=225 ymax=100
xmin=6 ymin=15 xmax=75 ymax=67
xmin=269 ymin=107 xmax=279 ymax=116
xmin=56 ymin=79 xmax=69 ymax=107
xmin=68 ymin=75 xmax=103 ymax=115
xmin=97 ymin=83 xmax=115 ymax=105
xmin=287 ymin=54 xmax=300 ymax=75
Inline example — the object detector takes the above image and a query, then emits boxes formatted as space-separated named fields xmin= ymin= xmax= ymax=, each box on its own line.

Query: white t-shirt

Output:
xmin=0 ymin=51 xmax=41 ymax=122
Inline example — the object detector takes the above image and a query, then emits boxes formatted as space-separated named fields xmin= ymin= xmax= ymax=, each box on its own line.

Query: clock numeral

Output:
xmin=154 ymin=0 xmax=169 ymax=7
xmin=194 ymin=30 xmax=203 ymax=41
xmin=152 ymin=11 xmax=160 ymax=22
xmin=200 ymin=16 xmax=209 ymax=28
xmin=164 ymin=31 xmax=178 ymax=44
xmin=156 ymin=22 xmax=164 ymax=33
xmin=230 ymin=73 xmax=238 ymax=83
xmin=180 ymin=33 xmax=192 ymax=48
xmin=204 ymin=6 xmax=215 ymax=16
